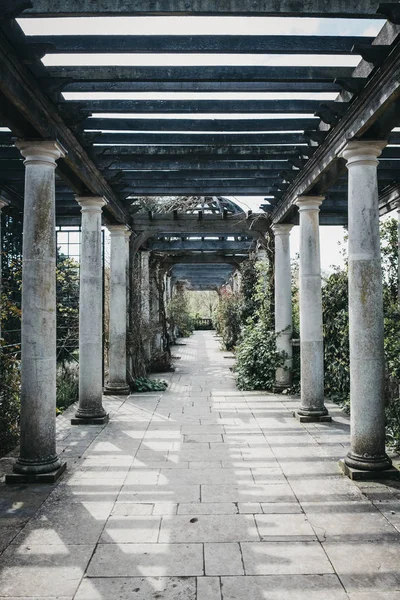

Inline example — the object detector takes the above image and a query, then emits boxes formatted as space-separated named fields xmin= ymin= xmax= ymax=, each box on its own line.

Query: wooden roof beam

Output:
xmin=27 ymin=34 xmax=374 ymax=55
xmin=22 ymin=0 xmax=386 ymax=18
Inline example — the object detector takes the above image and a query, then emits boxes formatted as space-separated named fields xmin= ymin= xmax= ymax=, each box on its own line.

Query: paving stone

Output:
xmin=13 ymin=501 xmax=114 ymax=545
xmin=303 ymin=501 xmax=399 ymax=541
xmin=201 ymin=483 xmax=297 ymax=504
xmin=100 ymin=515 xmax=162 ymax=543
xmin=261 ymin=502 xmax=303 ymax=514
xmin=241 ymin=541 xmax=334 ymax=575
xmin=255 ymin=514 xmax=317 ymax=541
xmin=118 ymin=484 xmax=200 ymax=503
xmin=75 ymin=576 xmax=196 ymax=599
xmin=204 ymin=542 xmax=244 ymax=575
xmin=197 ymin=577 xmax=221 ymax=600
xmin=87 ymin=543 xmax=204 ymax=577
xmin=323 ymin=541 xmax=400 ymax=591
xmin=238 ymin=503 xmax=262 ymax=514
xmin=111 ymin=503 xmax=153 ymax=516
xmin=177 ymin=503 xmax=237 ymax=515
xmin=348 ymin=594 xmax=400 ymax=599
xmin=0 ymin=544 xmax=93 ymax=597
xmin=159 ymin=514 xmax=259 ymax=543
xmin=220 ymin=574 xmax=348 ymax=599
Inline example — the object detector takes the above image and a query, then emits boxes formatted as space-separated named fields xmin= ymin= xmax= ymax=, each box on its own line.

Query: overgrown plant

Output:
xmin=167 ymin=283 xmax=194 ymax=337
xmin=235 ymin=258 xmax=286 ymax=390
xmin=131 ymin=377 xmax=168 ymax=392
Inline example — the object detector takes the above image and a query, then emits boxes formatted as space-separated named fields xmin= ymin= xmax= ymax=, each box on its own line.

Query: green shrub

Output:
xmin=0 ymin=352 xmax=20 ymax=456
xmin=235 ymin=320 xmax=287 ymax=390
xmin=56 ymin=365 xmax=79 ymax=414
xmin=131 ymin=377 xmax=168 ymax=392
xmin=167 ymin=286 xmax=194 ymax=337
xmin=213 ymin=290 xmax=242 ymax=350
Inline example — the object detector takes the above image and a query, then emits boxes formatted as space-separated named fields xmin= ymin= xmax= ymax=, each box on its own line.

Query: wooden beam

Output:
xmin=127 ymin=188 xmax=277 ymax=195
xmin=65 ymin=99 xmax=342 ymax=114
xmin=101 ymin=159 xmax=302 ymax=172
xmin=48 ymin=65 xmax=354 ymax=83
xmin=66 ymin=81 xmax=341 ymax=93
xmin=147 ymin=240 xmax=254 ymax=252
xmin=114 ymin=169 xmax=296 ymax=181
xmin=99 ymin=146 xmax=300 ymax=158
xmin=0 ymin=29 xmax=128 ymax=224
xmin=272 ymin=35 xmax=400 ymax=224
xmin=130 ymin=213 xmax=269 ymax=235
xmin=162 ymin=254 xmax=247 ymax=264
xmin=28 ymin=34 xmax=373 ymax=55
xmin=92 ymin=133 xmax=309 ymax=146
xmin=22 ymin=1 xmax=384 ymax=18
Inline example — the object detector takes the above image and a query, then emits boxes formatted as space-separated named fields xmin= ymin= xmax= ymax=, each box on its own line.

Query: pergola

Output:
xmin=1 ymin=1 xmax=399 ymax=482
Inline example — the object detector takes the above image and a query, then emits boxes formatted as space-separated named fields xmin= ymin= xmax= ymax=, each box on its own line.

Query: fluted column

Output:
xmin=340 ymin=140 xmax=395 ymax=476
xmin=105 ymin=225 xmax=130 ymax=395
xmin=72 ymin=196 xmax=108 ymax=425
xmin=295 ymin=196 xmax=331 ymax=423
xmin=272 ymin=224 xmax=294 ymax=389
xmin=7 ymin=141 xmax=66 ymax=482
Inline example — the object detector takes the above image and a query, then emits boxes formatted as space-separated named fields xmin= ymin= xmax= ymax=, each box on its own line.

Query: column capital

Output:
xmin=339 ymin=140 xmax=387 ymax=167
xmin=295 ymin=196 xmax=324 ymax=211
xmin=124 ymin=229 xmax=132 ymax=241
xmin=76 ymin=196 xmax=106 ymax=212
xmin=15 ymin=140 xmax=66 ymax=167
xmin=107 ymin=224 xmax=130 ymax=237
xmin=272 ymin=223 xmax=294 ymax=236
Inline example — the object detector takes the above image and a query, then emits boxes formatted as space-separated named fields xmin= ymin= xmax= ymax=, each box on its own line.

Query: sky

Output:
xmin=16 ymin=15 xmax=393 ymax=271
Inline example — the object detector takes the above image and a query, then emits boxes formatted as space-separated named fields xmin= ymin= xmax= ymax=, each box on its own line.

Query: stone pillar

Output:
xmin=72 ymin=196 xmax=108 ymax=425
xmin=340 ymin=140 xmax=395 ymax=476
xmin=272 ymin=224 xmax=294 ymax=389
xmin=7 ymin=141 xmax=66 ymax=483
xmin=105 ymin=225 xmax=130 ymax=395
xmin=295 ymin=196 xmax=331 ymax=422
xmin=0 ymin=198 xmax=9 ymax=341
xmin=397 ymin=201 xmax=400 ymax=305
xmin=140 ymin=250 xmax=151 ymax=359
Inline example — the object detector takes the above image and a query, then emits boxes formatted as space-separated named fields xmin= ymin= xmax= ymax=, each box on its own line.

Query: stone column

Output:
xmin=0 ymin=198 xmax=9 ymax=341
xmin=295 ymin=196 xmax=331 ymax=422
xmin=397 ymin=200 xmax=400 ymax=305
xmin=340 ymin=140 xmax=394 ymax=476
xmin=141 ymin=250 xmax=151 ymax=359
xmin=72 ymin=196 xmax=108 ymax=425
xmin=272 ymin=224 xmax=294 ymax=389
xmin=7 ymin=141 xmax=66 ymax=483
xmin=105 ymin=225 xmax=130 ymax=395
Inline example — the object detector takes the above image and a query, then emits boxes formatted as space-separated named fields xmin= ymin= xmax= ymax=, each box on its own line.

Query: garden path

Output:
xmin=0 ymin=331 xmax=400 ymax=599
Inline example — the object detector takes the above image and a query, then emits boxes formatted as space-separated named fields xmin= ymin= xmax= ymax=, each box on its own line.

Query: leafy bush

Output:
xmin=235 ymin=320 xmax=287 ymax=390
xmin=322 ymin=268 xmax=350 ymax=406
xmin=167 ymin=285 xmax=194 ymax=337
xmin=0 ymin=351 xmax=20 ymax=456
xmin=131 ymin=377 xmax=168 ymax=392
xmin=56 ymin=365 xmax=79 ymax=414
xmin=213 ymin=290 xmax=242 ymax=350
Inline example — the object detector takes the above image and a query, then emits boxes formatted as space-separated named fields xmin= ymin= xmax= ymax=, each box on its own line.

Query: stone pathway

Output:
xmin=0 ymin=331 xmax=400 ymax=599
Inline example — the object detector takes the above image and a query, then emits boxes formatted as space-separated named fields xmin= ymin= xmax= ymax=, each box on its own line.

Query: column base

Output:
xmin=343 ymin=451 xmax=393 ymax=472
xmin=6 ymin=462 xmax=67 ymax=484
xmin=293 ymin=410 xmax=332 ymax=423
xmin=104 ymin=384 xmax=130 ymax=396
xmin=339 ymin=459 xmax=399 ymax=481
xmin=71 ymin=414 xmax=109 ymax=425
